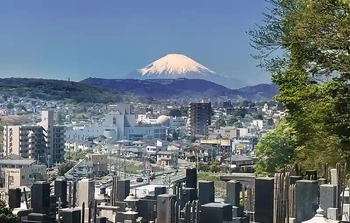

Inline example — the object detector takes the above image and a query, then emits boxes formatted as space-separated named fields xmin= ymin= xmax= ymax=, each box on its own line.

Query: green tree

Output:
xmin=249 ymin=0 xmax=350 ymax=169
xmin=227 ymin=116 xmax=238 ymax=126
xmin=215 ymin=117 xmax=226 ymax=128
xmin=0 ymin=199 xmax=18 ymax=223
xmin=58 ymin=162 xmax=75 ymax=176
xmin=254 ymin=121 xmax=296 ymax=176
xmin=68 ymin=150 xmax=88 ymax=161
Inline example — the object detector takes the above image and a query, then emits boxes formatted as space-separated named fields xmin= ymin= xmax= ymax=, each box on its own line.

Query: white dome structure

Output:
xmin=157 ymin=115 xmax=170 ymax=126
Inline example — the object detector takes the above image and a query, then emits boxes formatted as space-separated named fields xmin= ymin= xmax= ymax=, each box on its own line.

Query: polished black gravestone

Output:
xmin=154 ymin=186 xmax=166 ymax=198
xmin=296 ymin=180 xmax=319 ymax=223
xmin=117 ymin=179 xmax=130 ymax=201
xmin=198 ymin=180 xmax=214 ymax=205
xmin=136 ymin=199 xmax=157 ymax=222
xmin=31 ymin=181 xmax=51 ymax=214
xmin=8 ymin=188 xmax=21 ymax=209
xmin=254 ymin=177 xmax=274 ymax=223
xmin=226 ymin=180 xmax=241 ymax=206
xmin=201 ymin=203 xmax=232 ymax=223
xmin=61 ymin=208 xmax=81 ymax=223
xmin=54 ymin=178 xmax=67 ymax=207
xmin=186 ymin=168 xmax=197 ymax=189
xmin=181 ymin=187 xmax=197 ymax=209
xmin=157 ymin=194 xmax=176 ymax=223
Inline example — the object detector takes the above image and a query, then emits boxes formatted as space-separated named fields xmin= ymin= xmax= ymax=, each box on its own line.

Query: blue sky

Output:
xmin=0 ymin=0 xmax=271 ymax=84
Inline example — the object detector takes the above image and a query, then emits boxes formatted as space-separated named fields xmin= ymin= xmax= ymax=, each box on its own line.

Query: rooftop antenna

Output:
xmin=68 ymin=77 xmax=70 ymax=81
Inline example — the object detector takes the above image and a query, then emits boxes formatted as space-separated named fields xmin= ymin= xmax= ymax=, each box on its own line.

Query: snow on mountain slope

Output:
xmin=138 ymin=54 xmax=216 ymax=76
xmin=123 ymin=53 xmax=249 ymax=89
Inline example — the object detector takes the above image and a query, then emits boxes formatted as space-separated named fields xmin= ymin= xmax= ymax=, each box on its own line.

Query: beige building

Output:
xmin=3 ymin=111 xmax=65 ymax=165
xmin=0 ymin=156 xmax=47 ymax=188
xmin=156 ymin=151 xmax=178 ymax=167
xmin=212 ymin=127 xmax=240 ymax=139
xmin=87 ymin=154 xmax=108 ymax=176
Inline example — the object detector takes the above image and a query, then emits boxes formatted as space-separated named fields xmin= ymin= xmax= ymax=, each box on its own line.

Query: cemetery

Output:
xmin=3 ymin=165 xmax=350 ymax=223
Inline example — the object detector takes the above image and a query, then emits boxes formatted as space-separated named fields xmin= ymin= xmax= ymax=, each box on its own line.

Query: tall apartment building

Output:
xmin=188 ymin=102 xmax=212 ymax=137
xmin=3 ymin=111 xmax=65 ymax=166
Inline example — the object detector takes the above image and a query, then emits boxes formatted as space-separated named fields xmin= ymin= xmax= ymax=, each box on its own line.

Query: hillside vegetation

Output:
xmin=0 ymin=78 xmax=122 ymax=103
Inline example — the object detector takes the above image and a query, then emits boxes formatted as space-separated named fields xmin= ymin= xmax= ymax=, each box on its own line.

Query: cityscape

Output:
xmin=0 ymin=1 xmax=350 ymax=223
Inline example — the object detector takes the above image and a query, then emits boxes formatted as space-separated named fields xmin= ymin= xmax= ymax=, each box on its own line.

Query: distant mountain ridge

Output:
xmin=124 ymin=54 xmax=249 ymax=89
xmin=0 ymin=78 xmax=122 ymax=103
xmin=81 ymin=78 xmax=277 ymax=101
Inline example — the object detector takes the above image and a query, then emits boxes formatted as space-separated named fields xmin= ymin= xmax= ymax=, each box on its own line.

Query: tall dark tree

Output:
xmin=249 ymin=0 xmax=349 ymax=170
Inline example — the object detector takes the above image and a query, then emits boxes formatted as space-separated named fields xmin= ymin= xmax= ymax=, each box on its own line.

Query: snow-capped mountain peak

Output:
xmin=137 ymin=54 xmax=216 ymax=76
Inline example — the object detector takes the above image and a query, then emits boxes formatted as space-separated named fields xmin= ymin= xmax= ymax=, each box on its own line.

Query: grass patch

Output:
xmin=198 ymin=172 xmax=226 ymax=198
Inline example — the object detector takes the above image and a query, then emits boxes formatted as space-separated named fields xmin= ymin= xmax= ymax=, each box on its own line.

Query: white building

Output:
xmin=138 ymin=114 xmax=186 ymax=128
xmin=65 ymin=104 xmax=167 ymax=141
xmin=2 ymin=111 xmax=65 ymax=165
xmin=252 ymin=120 xmax=264 ymax=130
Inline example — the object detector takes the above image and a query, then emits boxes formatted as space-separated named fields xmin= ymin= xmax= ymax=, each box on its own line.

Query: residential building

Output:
xmin=156 ymin=151 xmax=178 ymax=167
xmin=87 ymin=154 xmax=108 ymax=176
xmin=212 ymin=127 xmax=240 ymax=139
xmin=0 ymin=155 xmax=47 ymax=188
xmin=187 ymin=102 xmax=212 ymax=137
xmin=2 ymin=111 xmax=65 ymax=165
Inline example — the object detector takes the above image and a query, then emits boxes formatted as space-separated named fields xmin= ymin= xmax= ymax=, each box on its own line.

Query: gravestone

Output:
xmin=78 ymin=179 xmax=95 ymax=207
xmin=330 ymin=169 xmax=338 ymax=186
xmin=226 ymin=180 xmax=241 ymax=206
xmin=327 ymin=207 xmax=338 ymax=220
xmin=31 ymin=181 xmax=51 ymax=214
xmin=185 ymin=168 xmax=197 ymax=189
xmin=154 ymin=186 xmax=166 ymax=198
xmin=198 ymin=180 xmax=215 ymax=205
xmin=201 ymin=203 xmax=232 ymax=223
xmin=61 ymin=208 xmax=81 ymax=223
xmin=54 ymin=178 xmax=68 ymax=207
xmin=157 ymin=194 xmax=176 ymax=223
xmin=8 ymin=188 xmax=21 ymax=209
xmin=255 ymin=177 xmax=274 ymax=223
xmin=290 ymin=176 xmax=302 ymax=185
xmin=320 ymin=184 xmax=337 ymax=216
xmin=295 ymin=180 xmax=318 ymax=223
xmin=117 ymin=179 xmax=130 ymax=201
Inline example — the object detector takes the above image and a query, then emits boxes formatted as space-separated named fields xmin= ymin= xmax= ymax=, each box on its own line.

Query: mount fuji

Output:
xmin=123 ymin=54 xmax=249 ymax=89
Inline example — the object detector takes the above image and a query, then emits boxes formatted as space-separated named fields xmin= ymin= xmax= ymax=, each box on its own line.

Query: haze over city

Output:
xmin=0 ymin=0 xmax=270 ymax=84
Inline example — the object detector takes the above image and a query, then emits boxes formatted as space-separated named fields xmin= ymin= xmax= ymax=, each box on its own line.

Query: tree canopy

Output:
xmin=254 ymin=121 xmax=296 ymax=176
xmin=0 ymin=199 xmax=18 ymax=223
xmin=249 ymin=0 xmax=349 ymax=172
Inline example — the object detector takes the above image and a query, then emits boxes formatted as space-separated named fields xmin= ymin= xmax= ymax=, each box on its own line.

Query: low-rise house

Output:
xmin=156 ymin=151 xmax=178 ymax=167
xmin=0 ymin=155 xmax=47 ymax=188
xmin=87 ymin=154 xmax=108 ymax=176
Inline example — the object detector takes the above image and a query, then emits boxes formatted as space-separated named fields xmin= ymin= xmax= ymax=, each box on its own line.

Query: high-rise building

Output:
xmin=3 ymin=111 xmax=65 ymax=166
xmin=188 ymin=102 xmax=212 ymax=137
